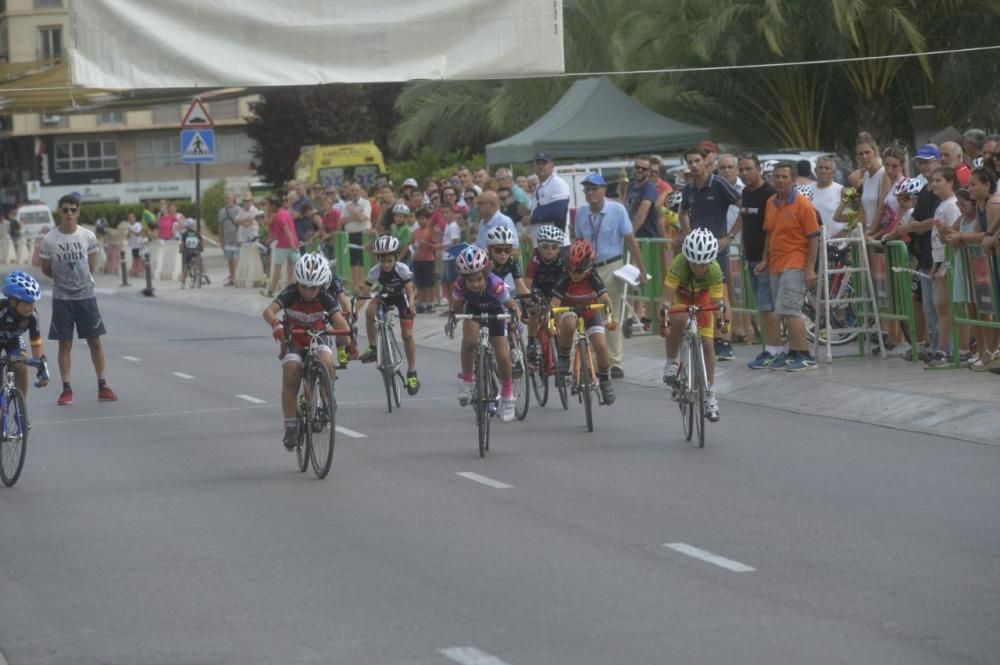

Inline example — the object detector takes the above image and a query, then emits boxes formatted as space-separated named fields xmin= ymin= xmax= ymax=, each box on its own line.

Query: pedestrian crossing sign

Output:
xmin=180 ymin=128 xmax=215 ymax=163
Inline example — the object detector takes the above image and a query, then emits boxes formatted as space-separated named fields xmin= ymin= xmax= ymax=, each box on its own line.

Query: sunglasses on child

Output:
xmin=538 ymin=242 xmax=561 ymax=250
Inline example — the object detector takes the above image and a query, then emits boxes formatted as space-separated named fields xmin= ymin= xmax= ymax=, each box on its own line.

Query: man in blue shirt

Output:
xmin=575 ymin=174 xmax=648 ymax=378
xmin=474 ymin=190 xmax=519 ymax=249
xmin=625 ymin=155 xmax=661 ymax=238
xmin=530 ymin=152 xmax=570 ymax=242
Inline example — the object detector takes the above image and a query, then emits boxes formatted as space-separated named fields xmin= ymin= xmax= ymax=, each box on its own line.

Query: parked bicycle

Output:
xmin=283 ymin=323 xmax=350 ymax=479
xmin=665 ymin=303 xmax=720 ymax=448
xmin=549 ymin=303 xmax=610 ymax=433
xmin=449 ymin=311 xmax=510 ymax=458
xmin=0 ymin=354 xmax=47 ymax=487
xmin=804 ymin=242 xmax=858 ymax=346
xmin=355 ymin=294 xmax=406 ymax=413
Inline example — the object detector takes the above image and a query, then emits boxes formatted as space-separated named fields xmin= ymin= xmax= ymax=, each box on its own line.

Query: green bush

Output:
xmin=78 ymin=201 xmax=194 ymax=228
xmin=199 ymin=180 xmax=226 ymax=236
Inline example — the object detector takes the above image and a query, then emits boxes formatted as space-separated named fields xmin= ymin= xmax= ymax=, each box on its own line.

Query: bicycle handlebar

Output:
xmin=285 ymin=325 xmax=353 ymax=338
xmin=453 ymin=312 xmax=512 ymax=322
xmin=665 ymin=303 xmax=722 ymax=315
xmin=550 ymin=303 xmax=607 ymax=315
xmin=1 ymin=356 xmax=45 ymax=369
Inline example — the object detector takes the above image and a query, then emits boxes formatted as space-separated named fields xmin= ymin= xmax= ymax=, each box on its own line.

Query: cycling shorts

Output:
xmin=557 ymin=307 xmax=605 ymax=337
xmin=282 ymin=338 xmax=333 ymax=366
xmin=372 ymin=294 xmax=414 ymax=329
xmin=671 ymin=290 xmax=714 ymax=339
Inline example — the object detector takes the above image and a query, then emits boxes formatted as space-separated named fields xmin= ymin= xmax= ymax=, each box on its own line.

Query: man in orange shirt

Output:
xmin=754 ymin=162 xmax=820 ymax=371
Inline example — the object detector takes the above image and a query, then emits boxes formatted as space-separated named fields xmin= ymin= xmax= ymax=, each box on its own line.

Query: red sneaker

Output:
xmin=97 ymin=385 xmax=118 ymax=402
xmin=56 ymin=388 xmax=73 ymax=406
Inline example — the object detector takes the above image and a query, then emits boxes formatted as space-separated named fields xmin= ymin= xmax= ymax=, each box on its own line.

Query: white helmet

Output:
xmin=682 ymin=228 xmax=719 ymax=265
xmin=372 ymin=235 xmax=400 ymax=255
xmin=973 ymin=156 xmax=984 ymax=169
xmin=485 ymin=225 xmax=515 ymax=247
xmin=793 ymin=184 xmax=814 ymax=201
xmin=392 ymin=203 xmax=411 ymax=216
xmin=456 ymin=245 xmax=490 ymax=274
xmin=536 ymin=224 xmax=564 ymax=243
xmin=903 ymin=177 xmax=923 ymax=196
xmin=184 ymin=218 xmax=196 ymax=229
xmin=294 ymin=252 xmax=332 ymax=287
xmin=667 ymin=190 xmax=684 ymax=210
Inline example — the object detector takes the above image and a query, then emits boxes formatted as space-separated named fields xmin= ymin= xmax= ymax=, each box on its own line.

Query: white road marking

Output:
xmin=0 ymin=645 xmax=8 ymax=665
xmin=440 ymin=647 xmax=512 ymax=665
xmin=664 ymin=543 xmax=756 ymax=572
xmin=121 ymin=356 xmax=141 ymax=362
xmin=172 ymin=372 xmax=195 ymax=380
xmin=334 ymin=425 xmax=366 ymax=438
xmin=236 ymin=394 xmax=267 ymax=404
xmin=456 ymin=472 xmax=513 ymax=489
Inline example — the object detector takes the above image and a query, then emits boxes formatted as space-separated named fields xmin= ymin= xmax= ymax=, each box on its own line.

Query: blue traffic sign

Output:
xmin=180 ymin=128 xmax=215 ymax=163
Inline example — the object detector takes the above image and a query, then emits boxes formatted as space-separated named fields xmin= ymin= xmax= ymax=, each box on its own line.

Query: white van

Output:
xmin=16 ymin=204 xmax=57 ymax=240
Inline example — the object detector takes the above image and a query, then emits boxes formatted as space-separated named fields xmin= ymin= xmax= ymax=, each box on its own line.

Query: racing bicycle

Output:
xmin=665 ymin=303 xmax=721 ymax=448
xmin=0 ymin=354 xmax=47 ymax=487
xmin=356 ymin=295 xmax=407 ymax=413
xmin=450 ymin=311 xmax=510 ymax=458
xmin=549 ymin=303 xmax=610 ymax=433
xmin=283 ymin=323 xmax=350 ymax=479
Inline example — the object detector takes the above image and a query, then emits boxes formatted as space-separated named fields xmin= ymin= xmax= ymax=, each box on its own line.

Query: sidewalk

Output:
xmin=93 ymin=248 xmax=1000 ymax=447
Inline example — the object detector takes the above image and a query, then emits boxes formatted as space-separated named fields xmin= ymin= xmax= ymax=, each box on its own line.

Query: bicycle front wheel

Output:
xmin=677 ymin=353 xmax=693 ymax=442
xmin=553 ymin=336 xmax=568 ymax=410
xmin=476 ymin=346 xmax=491 ymax=458
xmin=692 ymin=342 xmax=706 ymax=448
xmin=295 ymin=393 xmax=310 ymax=473
xmin=529 ymin=359 xmax=548 ymax=407
xmin=378 ymin=329 xmax=396 ymax=413
xmin=0 ymin=388 xmax=27 ymax=487
xmin=579 ymin=343 xmax=594 ymax=433
xmin=309 ymin=364 xmax=336 ymax=479
xmin=511 ymin=335 xmax=529 ymax=420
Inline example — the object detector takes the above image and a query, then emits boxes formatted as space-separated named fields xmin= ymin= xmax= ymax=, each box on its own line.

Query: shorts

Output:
xmin=442 ymin=260 xmax=457 ymax=284
xmin=557 ymin=307 xmax=606 ymax=336
xmin=273 ymin=247 xmax=300 ymax=267
xmin=282 ymin=338 xmax=333 ymax=366
xmin=747 ymin=261 xmax=773 ymax=313
xmin=183 ymin=250 xmax=201 ymax=267
xmin=348 ymin=232 xmax=365 ymax=267
xmin=413 ymin=260 xmax=435 ymax=288
xmin=465 ymin=306 xmax=507 ymax=338
xmin=49 ymin=297 xmax=107 ymax=340
xmin=131 ymin=248 xmax=141 ymax=259
xmin=770 ymin=268 xmax=806 ymax=317
xmin=672 ymin=290 xmax=714 ymax=339
xmin=374 ymin=294 xmax=415 ymax=329
xmin=223 ymin=246 xmax=238 ymax=261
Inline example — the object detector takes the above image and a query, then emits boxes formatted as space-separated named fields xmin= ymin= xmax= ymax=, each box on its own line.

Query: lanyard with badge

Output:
xmin=588 ymin=210 xmax=605 ymax=249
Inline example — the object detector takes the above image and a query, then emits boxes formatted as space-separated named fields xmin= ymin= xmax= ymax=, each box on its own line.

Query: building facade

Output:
xmin=0 ymin=0 xmax=257 ymax=208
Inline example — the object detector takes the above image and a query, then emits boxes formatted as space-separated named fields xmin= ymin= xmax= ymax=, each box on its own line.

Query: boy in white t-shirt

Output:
xmin=927 ymin=166 xmax=961 ymax=366
xmin=440 ymin=204 xmax=463 ymax=312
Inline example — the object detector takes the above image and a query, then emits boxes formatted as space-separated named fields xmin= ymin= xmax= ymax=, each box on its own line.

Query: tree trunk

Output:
xmin=854 ymin=95 xmax=893 ymax=149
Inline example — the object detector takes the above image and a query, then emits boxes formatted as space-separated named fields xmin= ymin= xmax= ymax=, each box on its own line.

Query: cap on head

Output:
xmin=402 ymin=178 xmax=418 ymax=189
xmin=533 ymin=152 xmax=553 ymax=163
xmin=581 ymin=174 xmax=606 ymax=187
xmin=915 ymin=144 xmax=941 ymax=161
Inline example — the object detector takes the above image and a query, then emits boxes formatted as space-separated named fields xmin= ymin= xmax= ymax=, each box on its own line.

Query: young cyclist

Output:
xmin=549 ymin=239 xmax=617 ymax=405
xmin=661 ymin=228 xmax=725 ymax=422
xmin=523 ymin=224 xmax=567 ymax=363
xmin=262 ymin=254 xmax=348 ymax=449
xmin=356 ymin=235 xmax=420 ymax=394
xmin=0 ymin=272 xmax=50 ymax=397
xmin=178 ymin=218 xmax=203 ymax=288
xmin=486 ymin=225 xmax=529 ymax=295
xmin=451 ymin=245 xmax=521 ymax=422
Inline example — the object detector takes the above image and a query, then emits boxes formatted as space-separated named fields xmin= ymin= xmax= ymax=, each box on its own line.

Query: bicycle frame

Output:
xmin=549 ymin=304 xmax=605 ymax=389
xmin=454 ymin=312 xmax=510 ymax=406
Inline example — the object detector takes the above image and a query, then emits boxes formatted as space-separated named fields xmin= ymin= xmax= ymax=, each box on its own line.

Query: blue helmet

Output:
xmin=3 ymin=271 xmax=41 ymax=303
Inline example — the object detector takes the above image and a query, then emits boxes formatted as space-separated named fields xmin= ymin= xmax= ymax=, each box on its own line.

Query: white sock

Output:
xmin=766 ymin=345 xmax=783 ymax=356
xmin=665 ymin=357 xmax=678 ymax=368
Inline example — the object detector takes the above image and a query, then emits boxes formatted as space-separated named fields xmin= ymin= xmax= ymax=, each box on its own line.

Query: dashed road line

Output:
xmin=334 ymin=425 xmax=366 ymax=438
xmin=664 ymin=542 xmax=756 ymax=572
xmin=121 ymin=355 xmax=141 ymax=362
xmin=440 ymin=646 xmax=512 ymax=665
xmin=236 ymin=394 xmax=267 ymax=404
xmin=172 ymin=372 xmax=195 ymax=380
xmin=456 ymin=472 xmax=513 ymax=489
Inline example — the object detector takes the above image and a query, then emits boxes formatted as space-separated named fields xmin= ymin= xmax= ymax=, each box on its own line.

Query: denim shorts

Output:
xmin=747 ymin=261 xmax=774 ymax=313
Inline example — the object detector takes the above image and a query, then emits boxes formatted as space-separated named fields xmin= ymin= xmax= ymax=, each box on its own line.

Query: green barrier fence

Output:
xmin=946 ymin=244 xmax=1000 ymax=367
xmin=863 ymin=240 xmax=919 ymax=362
xmin=330 ymin=231 xmax=375 ymax=289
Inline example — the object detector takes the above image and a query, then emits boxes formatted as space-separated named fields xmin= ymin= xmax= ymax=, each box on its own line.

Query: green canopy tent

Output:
xmin=485 ymin=77 xmax=709 ymax=164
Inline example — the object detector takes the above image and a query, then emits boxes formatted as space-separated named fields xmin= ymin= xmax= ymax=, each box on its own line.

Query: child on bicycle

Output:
xmin=549 ymin=239 xmax=617 ymax=405
xmin=660 ymin=228 xmax=725 ymax=422
xmin=0 ymin=272 xmax=49 ymax=397
xmin=486 ymin=225 xmax=529 ymax=295
xmin=524 ymin=224 xmax=568 ymax=363
xmin=178 ymin=218 xmax=203 ymax=289
xmin=356 ymin=235 xmax=420 ymax=395
xmin=326 ymin=269 xmax=357 ymax=367
xmin=263 ymin=253 xmax=349 ymax=451
xmin=451 ymin=245 xmax=522 ymax=422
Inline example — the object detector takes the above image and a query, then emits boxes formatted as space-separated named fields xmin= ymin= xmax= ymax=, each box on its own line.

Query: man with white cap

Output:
xmin=575 ymin=174 xmax=648 ymax=378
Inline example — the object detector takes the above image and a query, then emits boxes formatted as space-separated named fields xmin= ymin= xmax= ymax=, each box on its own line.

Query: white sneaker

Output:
xmin=500 ymin=396 xmax=516 ymax=422
xmin=457 ymin=382 xmax=473 ymax=406
xmin=886 ymin=342 xmax=911 ymax=358
xmin=705 ymin=391 xmax=720 ymax=422
xmin=662 ymin=362 xmax=679 ymax=385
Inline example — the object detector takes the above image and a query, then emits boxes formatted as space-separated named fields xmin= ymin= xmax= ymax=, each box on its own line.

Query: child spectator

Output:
xmin=412 ymin=208 xmax=439 ymax=312
xmin=440 ymin=204 xmax=463 ymax=312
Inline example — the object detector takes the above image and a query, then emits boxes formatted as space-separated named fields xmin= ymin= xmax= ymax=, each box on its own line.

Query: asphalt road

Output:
xmin=0 ymin=288 xmax=997 ymax=665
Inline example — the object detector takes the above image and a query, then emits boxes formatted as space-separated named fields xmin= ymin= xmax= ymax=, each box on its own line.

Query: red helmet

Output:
xmin=568 ymin=239 xmax=596 ymax=273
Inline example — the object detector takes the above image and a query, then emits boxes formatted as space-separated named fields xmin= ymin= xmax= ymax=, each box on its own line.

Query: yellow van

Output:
xmin=295 ymin=142 xmax=386 ymax=190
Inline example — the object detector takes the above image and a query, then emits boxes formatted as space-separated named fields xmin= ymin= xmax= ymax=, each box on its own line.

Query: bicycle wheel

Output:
xmin=530 ymin=329 xmax=550 ymax=406
xmin=692 ymin=343 xmax=706 ymax=449
xmin=378 ymin=329 xmax=396 ymax=413
xmin=476 ymin=347 xmax=490 ymax=458
xmin=0 ymin=388 xmax=27 ymax=487
xmin=553 ymin=336 xmax=568 ymax=410
xmin=677 ymin=346 xmax=693 ymax=442
xmin=804 ymin=284 xmax=859 ymax=346
xmin=309 ymin=364 xmax=336 ymax=479
xmin=511 ymin=335 xmax=529 ymax=421
xmin=295 ymin=395 xmax=310 ymax=473
xmin=579 ymin=342 xmax=594 ymax=433
xmin=392 ymin=370 xmax=403 ymax=409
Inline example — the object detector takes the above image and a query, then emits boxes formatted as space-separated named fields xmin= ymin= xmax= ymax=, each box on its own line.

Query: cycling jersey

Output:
xmin=526 ymin=251 xmax=568 ymax=297
xmin=664 ymin=254 xmax=724 ymax=301
xmin=180 ymin=230 xmax=202 ymax=253
xmin=327 ymin=272 xmax=346 ymax=297
xmin=365 ymin=262 xmax=412 ymax=298
xmin=491 ymin=256 xmax=522 ymax=281
xmin=551 ymin=272 xmax=607 ymax=305
xmin=0 ymin=298 xmax=40 ymax=355
xmin=273 ymin=285 xmax=340 ymax=350
xmin=453 ymin=272 xmax=510 ymax=311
